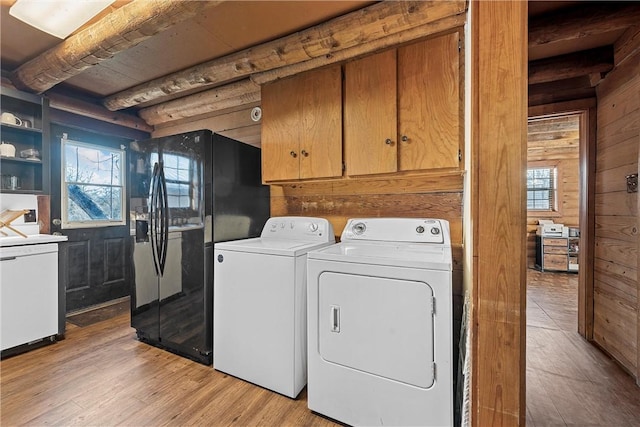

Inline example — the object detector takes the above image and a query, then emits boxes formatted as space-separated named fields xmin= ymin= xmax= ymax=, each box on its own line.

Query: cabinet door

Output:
xmin=299 ymin=66 xmax=343 ymax=180
xmin=398 ymin=32 xmax=460 ymax=171
xmin=344 ymin=49 xmax=397 ymax=176
xmin=261 ymin=76 xmax=302 ymax=182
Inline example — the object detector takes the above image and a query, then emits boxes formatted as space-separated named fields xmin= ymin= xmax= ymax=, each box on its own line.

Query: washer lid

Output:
xmin=215 ymin=237 xmax=334 ymax=257
xmin=307 ymin=241 xmax=453 ymax=271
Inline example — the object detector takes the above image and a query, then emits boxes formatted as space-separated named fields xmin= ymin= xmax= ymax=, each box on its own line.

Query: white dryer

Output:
xmin=214 ymin=216 xmax=334 ymax=398
xmin=307 ymin=218 xmax=453 ymax=426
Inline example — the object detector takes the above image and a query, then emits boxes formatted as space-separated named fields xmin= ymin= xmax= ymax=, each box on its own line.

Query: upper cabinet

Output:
xmin=261 ymin=65 xmax=342 ymax=183
xmin=260 ymin=30 xmax=463 ymax=183
xmin=344 ymin=31 xmax=461 ymax=176
xmin=0 ymin=87 xmax=50 ymax=194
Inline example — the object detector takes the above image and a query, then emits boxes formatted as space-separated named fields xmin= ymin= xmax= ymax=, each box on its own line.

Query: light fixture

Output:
xmin=9 ymin=0 xmax=116 ymax=39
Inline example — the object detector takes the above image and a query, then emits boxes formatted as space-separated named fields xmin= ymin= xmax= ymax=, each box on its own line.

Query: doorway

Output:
xmin=527 ymin=100 xmax=597 ymax=337
xmin=50 ymin=124 xmax=133 ymax=312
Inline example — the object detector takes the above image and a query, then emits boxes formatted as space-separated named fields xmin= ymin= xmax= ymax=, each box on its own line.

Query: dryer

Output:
xmin=214 ymin=216 xmax=334 ymax=398
xmin=307 ymin=218 xmax=453 ymax=426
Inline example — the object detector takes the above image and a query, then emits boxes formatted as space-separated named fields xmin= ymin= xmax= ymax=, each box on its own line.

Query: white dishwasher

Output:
xmin=1 ymin=243 xmax=59 ymax=352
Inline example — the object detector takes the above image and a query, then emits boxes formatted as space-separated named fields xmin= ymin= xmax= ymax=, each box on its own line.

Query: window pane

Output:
xmin=63 ymin=139 xmax=126 ymax=228
xmin=165 ymin=182 xmax=191 ymax=208
xmin=65 ymin=144 xmax=122 ymax=185
xmin=527 ymin=166 xmax=556 ymax=211
xmin=66 ymin=184 xmax=122 ymax=221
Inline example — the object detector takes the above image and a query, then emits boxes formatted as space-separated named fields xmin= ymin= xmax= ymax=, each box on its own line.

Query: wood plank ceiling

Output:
xmin=1 ymin=1 xmax=639 ymax=137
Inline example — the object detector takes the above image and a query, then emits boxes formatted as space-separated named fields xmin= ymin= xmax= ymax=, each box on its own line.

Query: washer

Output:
xmin=214 ymin=216 xmax=335 ymax=398
xmin=307 ymin=218 xmax=453 ymax=426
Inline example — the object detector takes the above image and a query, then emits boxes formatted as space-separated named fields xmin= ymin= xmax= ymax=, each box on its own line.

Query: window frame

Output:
xmin=61 ymin=138 xmax=127 ymax=229
xmin=526 ymin=160 xmax=563 ymax=217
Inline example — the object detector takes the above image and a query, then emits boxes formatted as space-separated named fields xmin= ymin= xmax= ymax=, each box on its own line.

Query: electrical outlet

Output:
xmin=626 ymin=174 xmax=638 ymax=193
xmin=23 ymin=209 xmax=36 ymax=223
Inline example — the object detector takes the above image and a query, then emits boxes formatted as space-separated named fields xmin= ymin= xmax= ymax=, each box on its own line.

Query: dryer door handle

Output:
xmin=330 ymin=305 xmax=340 ymax=333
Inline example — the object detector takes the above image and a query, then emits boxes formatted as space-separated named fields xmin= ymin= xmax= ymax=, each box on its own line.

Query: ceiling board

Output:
xmin=36 ymin=0 xmax=374 ymax=97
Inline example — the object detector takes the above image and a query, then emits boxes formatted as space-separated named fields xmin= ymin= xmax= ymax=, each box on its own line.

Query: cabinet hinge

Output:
xmin=458 ymin=149 xmax=462 ymax=162
xmin=342 ymin=162 xmax=346 ymax=172
xmin=458 ymin=39 xmax=462 ymax=52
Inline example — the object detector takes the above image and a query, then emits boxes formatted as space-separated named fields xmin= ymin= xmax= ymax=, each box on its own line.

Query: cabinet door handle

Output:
xmin=301 ymin=150 xmax=309 ymax=157
xmin=290 ymin=151 xmax=297 ymax=158
xmin=385 ymin=138 xmax=393 ymax=145
xmin=401 ymin=135 xmax=409 ymax=142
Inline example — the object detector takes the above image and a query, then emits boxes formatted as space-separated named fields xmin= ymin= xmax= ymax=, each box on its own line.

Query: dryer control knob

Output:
xmin=416 ymin=226 xmax=425 ymax=234
xmin=308 ymin=223 xmax=319 ymax=232
xmin=353 ymin=222 xmax=366 ymax=235
xmin=431 ymin=227 xmax=441 ymax=235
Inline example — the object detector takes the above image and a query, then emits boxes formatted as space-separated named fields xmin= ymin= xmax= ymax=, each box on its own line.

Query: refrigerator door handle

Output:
xmin=158 ymin=162 xmax=169 ymax=276
xmin=150 ymin=162 xmax=161 ymax=277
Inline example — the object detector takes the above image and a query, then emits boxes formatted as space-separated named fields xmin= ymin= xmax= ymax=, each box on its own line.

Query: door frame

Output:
xmin=528 ymin=98 xmax=597 ymax=339
xmin=43 ymin=113 xmax=149 ymax=312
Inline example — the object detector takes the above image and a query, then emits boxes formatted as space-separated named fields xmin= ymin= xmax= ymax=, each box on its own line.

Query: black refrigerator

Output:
xmin=129 ymin=130 xmax=269 ymax=364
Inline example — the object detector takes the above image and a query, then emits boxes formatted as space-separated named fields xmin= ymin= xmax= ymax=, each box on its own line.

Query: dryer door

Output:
xmin=318 ymin=271 xmax=435 ymax=388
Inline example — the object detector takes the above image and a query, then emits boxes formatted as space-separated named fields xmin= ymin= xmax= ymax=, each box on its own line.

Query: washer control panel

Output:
xmin=342 ymin=218 xmax=448 ymax=244
xmin=261 ymin=216 xmax=334 ymax=242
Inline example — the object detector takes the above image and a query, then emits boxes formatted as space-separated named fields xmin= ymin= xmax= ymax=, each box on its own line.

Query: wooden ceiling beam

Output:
xmin=10 ymin=0 xmax=223 ymax=94
xmin=138 ymin=79 xmax=260 ymax=126
xmin=527 ymin=76 xmax=596 ymax=107
xmin=528 ymin=46 xmax=613 ymax=85
xmin=252 ymin=14 xmax=465 ymax=85
xmin=103 ymin=0 xmax=466 ymax=111
xmin=46 ymin=92 xmax=152 ymax=132
xmin=529 ymin=3 xmax=640 ymax=48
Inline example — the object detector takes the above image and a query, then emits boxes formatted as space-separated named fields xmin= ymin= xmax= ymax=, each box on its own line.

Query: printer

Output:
xmin=536 ymin=220 xmax=567 ymax=237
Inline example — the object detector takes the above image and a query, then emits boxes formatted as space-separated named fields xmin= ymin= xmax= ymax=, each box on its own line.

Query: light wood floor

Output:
xmin=2 ymin=270 xmax=639 ymax=426
xmin=526 ymin=268 xmax=640 ymax=427
xmin=0 ymin=314 xmax=338 ymax=426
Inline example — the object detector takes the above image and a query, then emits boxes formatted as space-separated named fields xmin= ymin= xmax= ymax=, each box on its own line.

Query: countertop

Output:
xmin=0 ymin=234 xmax=68 ymax=247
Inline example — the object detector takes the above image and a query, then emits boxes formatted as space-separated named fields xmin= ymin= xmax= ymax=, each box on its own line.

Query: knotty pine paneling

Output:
xmin=271 ymin=172 xmax=464 ymax=240
xmin=594 ymin=42 xmax=640 ymax=379
xmin=526 ymin=115 xmax=580 ymax=267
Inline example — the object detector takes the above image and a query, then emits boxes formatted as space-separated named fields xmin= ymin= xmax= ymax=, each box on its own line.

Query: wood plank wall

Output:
xmin=151 ymin=103 xmax=261 ymax=146
xmin=526 ymin=115 xmax=580 ymax=267
xmin=593 ymin=31 xmax=640 ymax=380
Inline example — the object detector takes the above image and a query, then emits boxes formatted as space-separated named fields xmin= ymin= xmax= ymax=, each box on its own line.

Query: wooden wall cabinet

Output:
xmin=0 ymin=87 xmax=50 ymax=194
xmin=344 ymin=32 xmax=461 ymax=176
xmin=261 ymin=65 xmax=342 ymax=182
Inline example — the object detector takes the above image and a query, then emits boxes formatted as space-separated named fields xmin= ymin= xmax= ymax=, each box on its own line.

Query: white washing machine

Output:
xmin=307 ymin=218 xmax=453 ymax=426
xmin=213 ymin=216 xmax=335 ymax=398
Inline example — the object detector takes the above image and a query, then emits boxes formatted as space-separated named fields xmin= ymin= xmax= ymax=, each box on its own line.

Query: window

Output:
xmin=62 ymin=138 xmax=126 ymax=228
xmin=150 ymin=152 xmax=193 ymax=208
xmin=527 ymin=167 xmax=557 ymax=211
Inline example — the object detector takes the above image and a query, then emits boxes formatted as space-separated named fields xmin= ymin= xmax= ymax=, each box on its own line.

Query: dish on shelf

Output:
xmin=20 ymin=148 xmax=39 ymax=158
